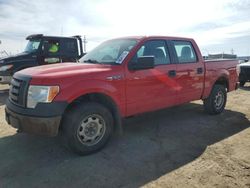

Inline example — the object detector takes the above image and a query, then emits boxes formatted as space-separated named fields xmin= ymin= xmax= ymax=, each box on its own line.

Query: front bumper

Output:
xmin=5 ymin=107 xmax=61 ymax=136
xmin=5 ymin=99 xmax=68 ymax=136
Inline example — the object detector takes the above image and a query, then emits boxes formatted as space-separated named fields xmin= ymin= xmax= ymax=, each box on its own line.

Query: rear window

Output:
xmin=173 ymin=41 xmax=197 ymax=63
xmin=65 ymin=40 xmax=77 ymax=53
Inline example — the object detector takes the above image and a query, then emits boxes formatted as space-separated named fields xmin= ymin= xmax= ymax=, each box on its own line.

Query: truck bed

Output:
xmin=202 ymin=59 xmax=239 ymax=98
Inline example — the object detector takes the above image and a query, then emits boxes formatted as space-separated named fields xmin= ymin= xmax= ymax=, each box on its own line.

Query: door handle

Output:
xmin=197 ymin=67 xmax=203 ymax=74
xmin=168 ymin=70 xmax=176 ymax=77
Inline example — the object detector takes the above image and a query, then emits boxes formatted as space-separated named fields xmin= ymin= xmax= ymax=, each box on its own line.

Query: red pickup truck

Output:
xmin=5 ymin=36 xmax=239 ymax=155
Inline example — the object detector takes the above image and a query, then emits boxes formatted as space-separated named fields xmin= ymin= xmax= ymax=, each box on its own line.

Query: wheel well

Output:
xmin=63 ymin=93 xmax=123 ymax=134
xmin=214 ymin=77 xmax=229 ymax=91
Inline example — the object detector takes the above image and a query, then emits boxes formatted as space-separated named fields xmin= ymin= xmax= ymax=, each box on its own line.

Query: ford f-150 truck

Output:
xmin=5 ymin=36 xmax=239 ymax=155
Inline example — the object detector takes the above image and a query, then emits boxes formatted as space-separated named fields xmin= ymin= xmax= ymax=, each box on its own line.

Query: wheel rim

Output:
xmin=214 ymin=91 xmax=224 ymax=110
xmin=77 ymin=114 xmax=106 ymax=146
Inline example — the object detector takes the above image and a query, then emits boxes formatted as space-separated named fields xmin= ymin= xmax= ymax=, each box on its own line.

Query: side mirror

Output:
xmin=129 ymin=56 xmax=155 ymax=70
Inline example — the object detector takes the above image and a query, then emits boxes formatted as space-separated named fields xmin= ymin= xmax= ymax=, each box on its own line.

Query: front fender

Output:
xmin=54 ymin=79 xmax=126 ymax=115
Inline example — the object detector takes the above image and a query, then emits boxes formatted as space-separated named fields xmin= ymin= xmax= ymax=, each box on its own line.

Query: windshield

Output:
xmin=24 ymin=39 xmax=41 ymax=53
xmin=79 ymin=39 xmax=138 ymax=65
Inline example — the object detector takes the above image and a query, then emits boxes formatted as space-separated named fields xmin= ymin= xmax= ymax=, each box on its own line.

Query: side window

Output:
xmin=45 ymin=40 xmax=60 ymax=54
xmin=65 ymin=40 xmax=77 ymax=53
xmin=132 ymin=40 xmax=171 ymax=65
xmin=173 ymin=41 xmax=197 ymax=63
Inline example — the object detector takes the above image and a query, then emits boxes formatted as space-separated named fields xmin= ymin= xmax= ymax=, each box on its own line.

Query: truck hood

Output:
xmin=17 ymin=63 xmax=116 ymax=79
xmin=0 ymin=52 xmax=32 ymax=64
xmin=239 ymin=61 xmax=250 ymax=67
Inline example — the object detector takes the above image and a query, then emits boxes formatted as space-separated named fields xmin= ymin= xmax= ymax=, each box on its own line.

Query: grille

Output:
xmin=9 ymin=76 xmax=29 ymax=107
xmin=242 ymin=67 xmax=250 ymax=77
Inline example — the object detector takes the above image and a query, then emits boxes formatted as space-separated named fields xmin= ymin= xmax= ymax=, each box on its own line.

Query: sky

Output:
xmin=0 ymin=0 xmax=249 ymax=56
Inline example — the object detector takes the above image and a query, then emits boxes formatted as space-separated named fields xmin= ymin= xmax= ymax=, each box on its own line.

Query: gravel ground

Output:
xmin=0 ymin=84 xmax=249 ymax=188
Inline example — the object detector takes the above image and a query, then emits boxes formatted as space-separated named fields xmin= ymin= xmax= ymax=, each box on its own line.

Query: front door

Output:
xmin=125 ymin=40 xmax=178 ymax=116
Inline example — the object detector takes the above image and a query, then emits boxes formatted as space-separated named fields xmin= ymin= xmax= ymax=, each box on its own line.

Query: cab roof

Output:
xmin=26 ymin=34 xmax=80 ymax=40
xmin=109 ymin=35 xmax=194 ymax=42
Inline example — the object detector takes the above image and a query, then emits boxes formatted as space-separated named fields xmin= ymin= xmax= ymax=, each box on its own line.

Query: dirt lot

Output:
xmin=0 ymin=84 xmax=249 ymax=188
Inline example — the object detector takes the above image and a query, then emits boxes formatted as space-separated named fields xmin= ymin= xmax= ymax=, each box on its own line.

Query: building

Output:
xmin=207 ymin=53 xmax=237 ymax=59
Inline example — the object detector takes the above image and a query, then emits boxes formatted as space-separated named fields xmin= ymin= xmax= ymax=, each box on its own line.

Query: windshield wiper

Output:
xmin=83 ymin=59 xmax=100 ymax=64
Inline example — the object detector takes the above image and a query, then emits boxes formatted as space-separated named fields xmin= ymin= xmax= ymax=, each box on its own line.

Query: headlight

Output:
xmin=27 ymin=85 xmax=60 ymax=108
xmin=0 ymin=64 xmax=13 ymax=71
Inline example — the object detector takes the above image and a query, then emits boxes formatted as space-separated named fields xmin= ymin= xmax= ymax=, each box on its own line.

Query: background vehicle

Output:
xmin=238 ymin=61 xmax=250 ymax=86
xmin=5 ymin=36 xmax=239 ymax=155
xmin=0 ymin=34 xmax=84 ymax=84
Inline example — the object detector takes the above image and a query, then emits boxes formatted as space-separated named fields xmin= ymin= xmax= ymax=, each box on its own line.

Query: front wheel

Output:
xmin=62 ymin=102 xmax=114 ymax=155
xmin=203 ymin=84 xmax=227 ymax=115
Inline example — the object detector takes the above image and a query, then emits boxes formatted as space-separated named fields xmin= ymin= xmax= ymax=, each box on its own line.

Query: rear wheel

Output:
xmin=62 ymin=102 xmax=114 ymax=155
xmin=203 ymin=84 xmax=227 ymax=115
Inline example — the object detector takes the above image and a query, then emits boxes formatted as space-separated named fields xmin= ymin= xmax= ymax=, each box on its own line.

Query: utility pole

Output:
xmin=83 ymin=35 xmax=87 ymax=53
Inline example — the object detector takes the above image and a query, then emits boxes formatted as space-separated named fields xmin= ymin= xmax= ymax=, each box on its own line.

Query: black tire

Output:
xmin=240 ymin=81 xmax=245 ymax=87
xmin=203 ymin=84 xmax=227 ymax=115
xmin=62 ymin=102 xmax=114 ymax=155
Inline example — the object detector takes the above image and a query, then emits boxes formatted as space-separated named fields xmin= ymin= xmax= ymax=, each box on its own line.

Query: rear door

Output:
xmin=125 ymin=40 xmax=177 ymax=116
xmin=171 ymin=40 xmax=204 ymax=104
